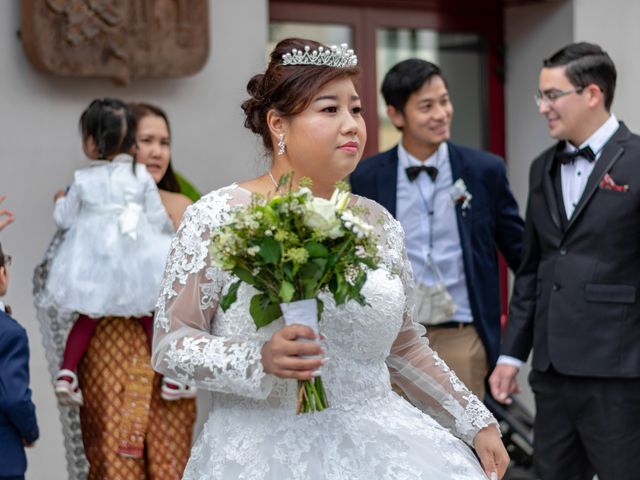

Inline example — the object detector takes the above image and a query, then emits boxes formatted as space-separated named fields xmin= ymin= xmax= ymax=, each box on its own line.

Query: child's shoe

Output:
xmin=54 ymin=369 xmax=84 ymax=406
xmin=161 ymin=377 xmax=196 ymax=401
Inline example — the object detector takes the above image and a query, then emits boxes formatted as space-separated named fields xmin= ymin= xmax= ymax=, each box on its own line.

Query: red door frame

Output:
xmin=270 ymin=1 xmax=510 ymax=322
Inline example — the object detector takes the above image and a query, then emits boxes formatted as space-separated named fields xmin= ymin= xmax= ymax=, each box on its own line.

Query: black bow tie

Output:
xmin=556 ymin=146 xmax=596 ymax=165
xmin=405 ymin=165 xmax=438 ymax=182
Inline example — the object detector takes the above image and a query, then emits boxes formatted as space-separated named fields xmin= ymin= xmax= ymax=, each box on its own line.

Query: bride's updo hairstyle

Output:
xmin=242 ymin=37 xmax=361 ymax=152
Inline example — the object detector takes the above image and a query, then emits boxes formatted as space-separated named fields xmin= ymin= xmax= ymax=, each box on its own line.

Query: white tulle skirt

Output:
xmin=184 ymin=392 xmax=488 ymax=480
xmin=45 ymin=212 xmax=172 ymax=318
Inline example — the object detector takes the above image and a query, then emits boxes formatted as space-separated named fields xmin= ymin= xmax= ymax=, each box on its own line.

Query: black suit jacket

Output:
xmin=351 ymin=143 xmax=524 ymax=367
xmin=503 ymin=123 xmax=640 ymax=377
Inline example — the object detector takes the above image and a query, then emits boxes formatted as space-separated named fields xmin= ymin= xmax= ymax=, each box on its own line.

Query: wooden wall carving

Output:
xmin=21 ymin=0 xmax=210 ymax=85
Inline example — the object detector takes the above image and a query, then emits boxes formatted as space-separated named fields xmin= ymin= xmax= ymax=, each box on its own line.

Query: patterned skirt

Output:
xmin=78 ymin=317 xmax=195 ymax=480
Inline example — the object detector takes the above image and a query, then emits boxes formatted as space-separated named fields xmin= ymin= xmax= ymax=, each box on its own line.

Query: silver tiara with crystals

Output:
xmin=281 ymin=43 xmax=358 ymax=68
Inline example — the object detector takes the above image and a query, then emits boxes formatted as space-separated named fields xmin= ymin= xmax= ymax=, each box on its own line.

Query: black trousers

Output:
xmin=530 ymin=368 xmax=640 ymax=480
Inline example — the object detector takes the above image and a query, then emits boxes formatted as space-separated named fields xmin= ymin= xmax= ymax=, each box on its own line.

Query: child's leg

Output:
xmin=137 ymin=315 xmax=154 ymax=350
xmin=60 ymin=314 xmax=100 ymax=372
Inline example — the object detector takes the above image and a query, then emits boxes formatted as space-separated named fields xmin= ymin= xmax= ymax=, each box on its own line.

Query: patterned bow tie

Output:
xmin=556 ymin=146 xmax=596 ymax=165
xmin=405 ymin=165 xmax=438 ymax=182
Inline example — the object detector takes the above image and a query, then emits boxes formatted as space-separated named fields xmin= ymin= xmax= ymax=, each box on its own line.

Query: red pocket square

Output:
xmin=599 ymin=173 xmax=629 ymax=192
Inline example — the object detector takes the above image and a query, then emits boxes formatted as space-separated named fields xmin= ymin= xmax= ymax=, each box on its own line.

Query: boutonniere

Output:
xmin=450 ymin=179 xmax=472 ymax=213
xmin=599 ymin=173 xmax=629 ymax=192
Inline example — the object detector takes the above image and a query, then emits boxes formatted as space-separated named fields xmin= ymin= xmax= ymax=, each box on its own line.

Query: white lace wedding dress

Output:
xmin=152 ymin=185 xmax=498 ymax=480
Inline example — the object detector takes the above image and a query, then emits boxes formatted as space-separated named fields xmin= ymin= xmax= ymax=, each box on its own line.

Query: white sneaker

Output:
xmin=54 ymin=369 xmax=84 ymax=406
xmin=161 ymin=377 xmax=196 ymax=401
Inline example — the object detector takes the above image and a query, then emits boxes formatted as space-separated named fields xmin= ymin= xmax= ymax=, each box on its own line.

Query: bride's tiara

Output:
xmin=281 ymin=43 xmax=358 ymax=68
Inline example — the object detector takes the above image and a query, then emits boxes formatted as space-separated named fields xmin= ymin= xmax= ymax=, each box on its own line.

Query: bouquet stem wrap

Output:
xmin=280 ymin=299 xmax=329 ymax=414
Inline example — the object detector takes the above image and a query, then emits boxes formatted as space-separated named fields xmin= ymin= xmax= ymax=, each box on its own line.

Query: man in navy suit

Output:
xmin=0 ymin=242 xmax=39 ymax=480
xmin=351 ymin=59 xmax=524 ymax=399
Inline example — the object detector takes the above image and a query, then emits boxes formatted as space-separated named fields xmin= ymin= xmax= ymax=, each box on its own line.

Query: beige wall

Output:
xmin=505 ymin=0 xmax=574 ymax=212
xmin=0 ymin=1 xmax=268 ymax=478
xmin=574 ymin=0 xmax=640 ymax=132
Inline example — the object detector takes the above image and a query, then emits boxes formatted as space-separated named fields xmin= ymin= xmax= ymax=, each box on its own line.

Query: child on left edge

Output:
xmin=0 ymin=242 xmax=39 ymax=480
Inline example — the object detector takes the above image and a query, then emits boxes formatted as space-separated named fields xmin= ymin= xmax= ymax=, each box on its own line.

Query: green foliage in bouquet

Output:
xmin=208 ymin=175 xmax=380 ymax=327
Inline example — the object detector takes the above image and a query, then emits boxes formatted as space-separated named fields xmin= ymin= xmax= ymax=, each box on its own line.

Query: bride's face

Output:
xmin=280 ymin=76 xmax=366 ymax=185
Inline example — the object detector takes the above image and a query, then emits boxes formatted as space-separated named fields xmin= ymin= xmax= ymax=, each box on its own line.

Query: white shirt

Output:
xmin=498 ymin=114 xmax=620 ymax=369
xmin=0 ymin=300 xmax=5 ymax=312
xmin=396 ymin=142 xmax=473 ymax=323
xmin=561 ymin=114 xmax=620 ymax=218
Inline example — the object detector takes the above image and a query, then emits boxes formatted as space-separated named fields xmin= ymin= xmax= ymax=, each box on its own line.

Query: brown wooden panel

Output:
xmin=21 ymin=0 xmax=209 ymax=85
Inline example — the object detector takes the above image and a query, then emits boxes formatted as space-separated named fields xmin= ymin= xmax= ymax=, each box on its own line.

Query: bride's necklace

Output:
xmin=268 ymin=170 xmax=278 ymax=188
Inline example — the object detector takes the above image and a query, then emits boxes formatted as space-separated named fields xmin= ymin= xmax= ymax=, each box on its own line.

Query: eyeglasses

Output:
xmin=534 ymin=86 xmax=585 ymax=107
xmin=1 ymin=255 xmax=11 ymax=267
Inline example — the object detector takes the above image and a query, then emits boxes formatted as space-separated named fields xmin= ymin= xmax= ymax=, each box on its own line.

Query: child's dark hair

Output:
xmin=0 ymin=241 xmax=4 ymax=269
xmin=80 ymin=98 xmax=136 ymax=160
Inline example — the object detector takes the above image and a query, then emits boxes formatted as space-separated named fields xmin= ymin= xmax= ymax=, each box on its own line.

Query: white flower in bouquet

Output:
xmin=303 ymin=197 xmax=344 ymax=239
xmin=341 ymin=210 xmax=373 ymax=239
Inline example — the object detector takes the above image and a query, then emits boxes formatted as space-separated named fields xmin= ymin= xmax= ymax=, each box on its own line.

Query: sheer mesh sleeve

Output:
xmin=364 ymin=200 xmax=499 ymax=445
xmin=152 ymin=187 xmax=274 ymax=399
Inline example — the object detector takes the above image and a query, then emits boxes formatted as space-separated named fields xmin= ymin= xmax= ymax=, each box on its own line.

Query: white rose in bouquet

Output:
xmin=303 ymin=197 xmax=343 ymax=239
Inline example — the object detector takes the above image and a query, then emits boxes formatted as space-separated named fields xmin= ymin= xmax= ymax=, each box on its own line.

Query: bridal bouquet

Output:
xmin=208 ymin=176 xmax=379 ymax=413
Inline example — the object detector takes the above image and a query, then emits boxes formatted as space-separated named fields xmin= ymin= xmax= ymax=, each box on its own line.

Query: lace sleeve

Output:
xmin=370 ymin=203 xmax=499 ymax=445
xmin=151 ymin=188 xmax=274 ymax=399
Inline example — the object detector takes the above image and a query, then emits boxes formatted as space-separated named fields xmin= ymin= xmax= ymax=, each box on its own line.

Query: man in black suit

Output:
xmin=351 ymin=59 xmax=523 ymax=400
xmin=490 ymin=42 xmax=640 ymax=479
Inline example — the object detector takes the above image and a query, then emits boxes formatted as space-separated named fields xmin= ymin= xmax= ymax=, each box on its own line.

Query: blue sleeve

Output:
xmin=0 ymin=328 xmax=39 ymax=444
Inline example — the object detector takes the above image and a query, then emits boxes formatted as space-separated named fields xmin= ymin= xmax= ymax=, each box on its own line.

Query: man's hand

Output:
xmin=53 ymin=190 xmax=66 ymax=201
xmin=488 ymin=364 xmax=521 ymax=404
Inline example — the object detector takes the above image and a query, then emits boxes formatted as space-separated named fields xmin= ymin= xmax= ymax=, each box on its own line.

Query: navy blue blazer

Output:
xmin=350 ymin=143 xmax=524 ymax=367
xmin=0 ymin=309 xmax=39 ymax=478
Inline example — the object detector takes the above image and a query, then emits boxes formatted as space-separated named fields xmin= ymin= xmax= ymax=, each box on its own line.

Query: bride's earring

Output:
xmin=277 ymin=133 xmax=286 ymax=155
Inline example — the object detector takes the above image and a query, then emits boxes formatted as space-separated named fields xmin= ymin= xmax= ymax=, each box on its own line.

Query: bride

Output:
xmin=152 ymin=37 xmax=509 ymax=479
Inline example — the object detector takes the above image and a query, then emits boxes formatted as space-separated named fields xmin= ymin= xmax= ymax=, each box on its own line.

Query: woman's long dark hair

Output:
xmin=129 ymin=102 xmax=181 ymax=193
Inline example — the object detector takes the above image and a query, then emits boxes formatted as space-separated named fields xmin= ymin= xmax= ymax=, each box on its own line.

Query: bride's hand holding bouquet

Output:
xmin=208 ymin=175 xmax=379 ymax=413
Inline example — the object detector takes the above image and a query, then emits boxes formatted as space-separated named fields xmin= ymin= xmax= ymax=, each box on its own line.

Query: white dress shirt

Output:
xmin=498 ymin=114 xmax=620 ymax=369
xmin=396 ymin=142 xmax=473 ymax=324
xmin=561 ymin=114 xmax=620 ymax=218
